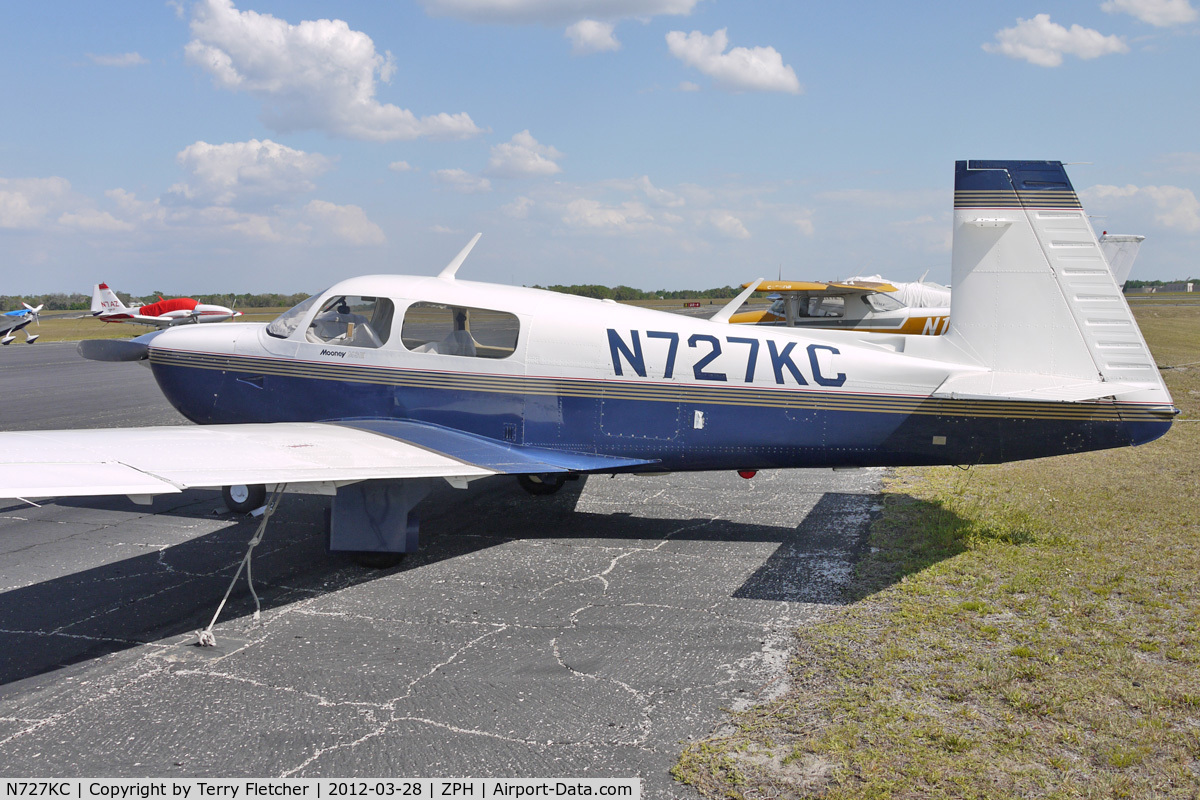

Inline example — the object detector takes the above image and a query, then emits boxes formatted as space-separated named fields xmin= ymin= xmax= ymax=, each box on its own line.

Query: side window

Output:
xmin=807 ymin=296 xmax=845 ymax=318
xmin=401 ymin=302 xmax=519 ymax=359
xmin=305 ymin=296 xmax=394 ymax=348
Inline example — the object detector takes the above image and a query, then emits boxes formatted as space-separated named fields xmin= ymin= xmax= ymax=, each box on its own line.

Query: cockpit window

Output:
xmin=305 ymin=296 xmax=394 ymax=348
xmin=864 ymin=292 xmax=904 ymax=312
xmin=401 ymin=302 xmax=519 ymax=359
xmin=266 ymin=292 xmax=323 ymax=339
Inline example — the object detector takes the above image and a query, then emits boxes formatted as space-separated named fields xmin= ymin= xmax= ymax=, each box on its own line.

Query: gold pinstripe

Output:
xmin=149 ymin=348 xmax=1173 ymax=423
xmin=954 ymin=189 xmax=1082 ymax=208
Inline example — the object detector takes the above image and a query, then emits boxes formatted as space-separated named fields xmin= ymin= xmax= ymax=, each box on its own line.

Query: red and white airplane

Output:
xmin=90 ymin=283 xmax=241 ymax=327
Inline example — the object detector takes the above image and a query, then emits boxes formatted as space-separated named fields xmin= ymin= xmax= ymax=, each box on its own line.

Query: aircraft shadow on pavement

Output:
xmin=0 ymin=476 xmax=935 ymax=688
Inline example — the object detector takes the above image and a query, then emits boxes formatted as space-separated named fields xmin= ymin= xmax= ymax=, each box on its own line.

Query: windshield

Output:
xmin=266 ymin=292 xmax=324 ymax=339
xmin=864 ymin=293 xmax=904 ymax=312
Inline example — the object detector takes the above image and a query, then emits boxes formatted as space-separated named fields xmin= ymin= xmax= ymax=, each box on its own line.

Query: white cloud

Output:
xmin=1085 ymin=183 xmax=1200 ymax=232
xmin=677 ymin=80 xmax=701 ymax=92
xmin=58 ymin=209 xmax=135 ymax=232
xmin=487 ymin=130 xmax=564 ymax=178
xmin=566 ymin=20 xmax=619 ymax=54
xmin=389 ymin=160 xmax=415 ymax=173
xmin=1102 ymin=0 xmax=1198 ymax=26
xmin=983 ymin=14 xmax=1129 ymax=67
xmin=185 ymin=0 xmax=482 ymax=142
xmin=0 ymin=177 xmax=72 ymax=229
xmin=710 ymin=211 xmax=749 ymax=239
xmin=433 ymin=168 xmax=493 ymax=193
xmin=791 ymin=215 xmax=815 ymax=236
xmin=420 ymin=0 xmax=697 ymax=25
xmin=169 ymin=139 xmax=332 ymax=205
xmin=503 ymin=196 xmax=535 ymax=219
xmin=666 ymin=29 xmax=801 ymax=94
xmin=431 ymin=224 xmax=462 ymax=234
xmin=87 ymin=52 xmax=147 ymax=67
xmin=303 ymin=200 xmax=386 ymax=245
xmin=563 ymin=198 xmax=660 ymax=233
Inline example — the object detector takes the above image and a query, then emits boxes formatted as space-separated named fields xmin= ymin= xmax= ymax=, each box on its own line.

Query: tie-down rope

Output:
xmin=196 ymin=484 xmax=287 ymax=647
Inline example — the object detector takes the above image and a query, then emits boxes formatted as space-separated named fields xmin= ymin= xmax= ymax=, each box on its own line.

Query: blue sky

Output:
xmin=2 ymin=0 xmax=1198 ymax=295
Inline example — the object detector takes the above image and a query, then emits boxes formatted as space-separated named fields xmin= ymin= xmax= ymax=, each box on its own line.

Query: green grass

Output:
xmin=674 ymin=303 xmax=1200 ymax=799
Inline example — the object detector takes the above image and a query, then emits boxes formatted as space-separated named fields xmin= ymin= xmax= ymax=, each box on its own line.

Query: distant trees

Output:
xmin=532 ymin=284 xmax=741 ymax=300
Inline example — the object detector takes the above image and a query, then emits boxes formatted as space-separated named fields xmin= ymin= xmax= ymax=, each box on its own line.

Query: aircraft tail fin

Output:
xmin=91 ymin=282 xmax=128 ymax=316
xmin=939 ymin=160 xmax=1168 ymax=403
xmin=1098 ymin=233 xmax=1145 ymax=288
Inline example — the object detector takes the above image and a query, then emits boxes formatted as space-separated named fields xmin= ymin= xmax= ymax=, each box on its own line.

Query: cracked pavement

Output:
xmin=0 ymin=342 xmax=883 ymax=795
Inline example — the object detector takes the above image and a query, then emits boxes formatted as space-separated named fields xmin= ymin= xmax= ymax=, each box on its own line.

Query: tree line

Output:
xmin=0 ymin=291 xmax=314 ymax=313
xmin=2 ymin=285 xmax=741 ymax=313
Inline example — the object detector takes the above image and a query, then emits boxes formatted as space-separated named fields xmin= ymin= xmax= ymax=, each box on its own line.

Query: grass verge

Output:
xmin=674 ymin=304 xmax=1200 ymax=799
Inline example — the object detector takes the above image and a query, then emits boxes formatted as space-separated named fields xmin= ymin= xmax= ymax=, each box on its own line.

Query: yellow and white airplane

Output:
xmin=728 ymin=278 xmax=953 ymax=335
xmin=0 ymin=161 xmax=1176 ymax=567
xmin=730 ymin=232 xmax=1143 ymax=335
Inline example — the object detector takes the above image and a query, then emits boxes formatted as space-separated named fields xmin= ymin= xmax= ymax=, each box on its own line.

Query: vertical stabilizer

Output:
xmin=91 ymin=283 xmax=128 ymax=316
xmin=942 ymin=160 xmax=1165 ymax=399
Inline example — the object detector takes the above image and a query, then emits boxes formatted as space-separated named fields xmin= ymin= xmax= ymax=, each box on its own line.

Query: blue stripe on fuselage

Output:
xmin=148 ymin=354 xmax=1173 ymax=471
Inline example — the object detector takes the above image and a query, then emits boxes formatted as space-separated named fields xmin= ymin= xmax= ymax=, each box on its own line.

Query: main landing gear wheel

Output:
xmin=222 ymin=483 xmax=267 ymax=514
xmin=518 ymin=473 xmax=567 ymax=496
xmin=349 ymin=552 xmax=406 ymax=570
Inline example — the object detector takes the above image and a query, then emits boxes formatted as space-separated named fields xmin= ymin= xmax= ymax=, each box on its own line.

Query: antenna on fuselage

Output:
xmin=710 ymin=278 xmax=765 ymax=324
xmin=438 ymin=233 xmax=482 ymax=280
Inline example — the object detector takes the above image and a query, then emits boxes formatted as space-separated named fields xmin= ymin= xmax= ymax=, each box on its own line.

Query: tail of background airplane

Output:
xmin=1098 ymin=233 xmax=1145 ymax=288
xmin=937 ymin=160 xmax=1168 ymax=404
xmin=91 ymin=283 xmax=128 ymax=316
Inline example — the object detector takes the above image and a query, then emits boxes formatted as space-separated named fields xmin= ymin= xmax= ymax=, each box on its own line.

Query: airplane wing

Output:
xmin=0 ymin=420 xmax=657 ymax=501
xmin=742 ymin=280 xmax=900 ymax=294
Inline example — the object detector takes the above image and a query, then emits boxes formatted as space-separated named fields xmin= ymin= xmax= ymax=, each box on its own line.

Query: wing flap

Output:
xmin=0 ymin=423 xmax=495 ymax=500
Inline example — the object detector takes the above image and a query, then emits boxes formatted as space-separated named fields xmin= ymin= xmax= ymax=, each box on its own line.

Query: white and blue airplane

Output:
xmin=0 ymin=161 xmax=1178 ymax=560
xmin=1 ymin=302 xmax=43 ymax=345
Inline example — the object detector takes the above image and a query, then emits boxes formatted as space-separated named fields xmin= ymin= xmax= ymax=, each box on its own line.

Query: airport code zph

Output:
xmin=1 ymin=781 xmax=640 ymax=800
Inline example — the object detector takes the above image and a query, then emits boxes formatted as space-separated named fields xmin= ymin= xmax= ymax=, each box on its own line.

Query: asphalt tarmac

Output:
xmin=0 ymin=341 xmax=883 ymax=794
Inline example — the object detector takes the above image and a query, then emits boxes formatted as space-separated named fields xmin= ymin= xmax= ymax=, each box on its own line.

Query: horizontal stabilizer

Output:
xmin=934 ymin=373 xmax=1154 ymax=402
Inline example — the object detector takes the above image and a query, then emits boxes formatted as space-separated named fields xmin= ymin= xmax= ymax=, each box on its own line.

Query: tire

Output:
xmin=517 ymin=473 xmax=567 ymax=496
xmin=349 ymin=552 xmax=405 ymax=569
xmin=222 ymin=483 xmax=267 ymax=513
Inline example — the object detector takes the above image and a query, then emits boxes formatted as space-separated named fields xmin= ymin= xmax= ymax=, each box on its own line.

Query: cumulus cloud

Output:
xmin=1102 ymin=0 xmax=1198 ymax=26
xmin=168 ymin=139 xmax=332 ymax=206
xmin=1085 ymin=183 xmax=1200 ymax=232
xmin=87 ymin=52 xmax=147 ymax=67
xmin=0 ymin=177 xmax=72 ymax=229
xmin=709 ymin=211 xmax=749 ymax=239
xmin=433 ymin=169 xmax=492 ymax=193
xmin=487 ymin=130 xmax=563 ymax=178
xmin=983 ymin=14 xmax=1128 ymax=67
xmin=389 ymin=160 xmax=415 ymax=173
xmin=58 ymin=209 xmax=135 ymax=232
xmin=563 ymin=198 xmax=659 ymax=233
xmin=302 ymin=200 xmax=386 ymax=245
xmin=666 ymin=29 xmax=801 ymax=94
xmin=423 ymin=0 xmax=697 ymax=56
xmin=566 ymin=20 xmax=619 ymax=54
xmin=185 ymin=0 xmax=482 ymax=141
xmin=420 ymin=0 xmax=697 ymax=25
xmin=503 ymin=196 xmax=535 ymax=219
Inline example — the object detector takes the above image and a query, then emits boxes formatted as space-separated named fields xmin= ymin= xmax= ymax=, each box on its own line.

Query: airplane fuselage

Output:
xmin=142 ymin=276 xmax=1173 ymax=473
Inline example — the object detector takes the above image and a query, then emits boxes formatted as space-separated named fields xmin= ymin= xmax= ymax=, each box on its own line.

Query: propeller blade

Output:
xmin=77 ymin=339 xmax=150 ymax=362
